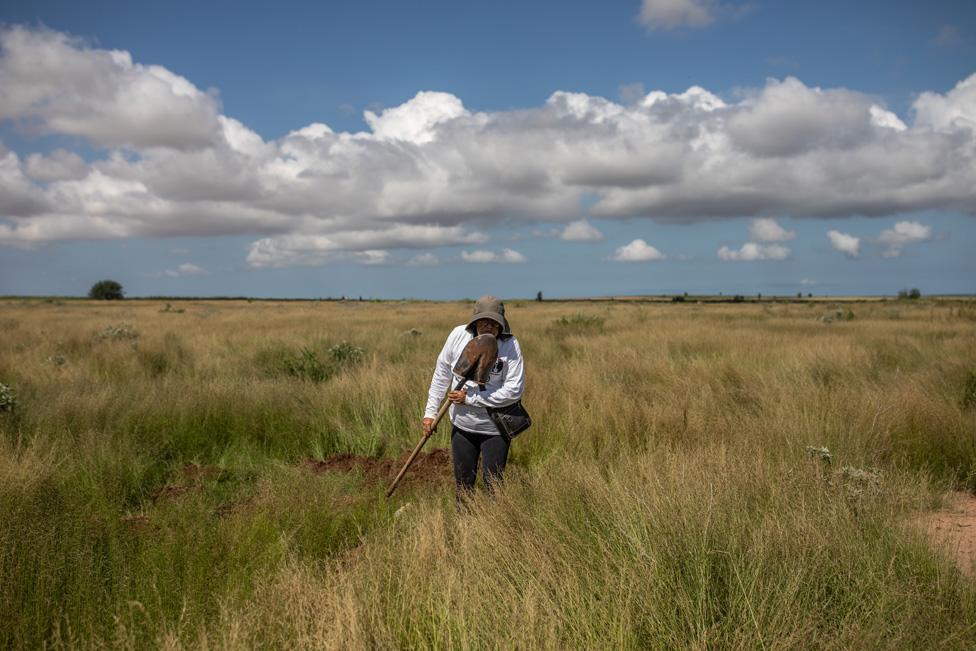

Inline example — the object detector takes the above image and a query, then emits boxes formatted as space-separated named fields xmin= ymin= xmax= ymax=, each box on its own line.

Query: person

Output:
xmin=423 ymin=295 xmax=525 ymax=496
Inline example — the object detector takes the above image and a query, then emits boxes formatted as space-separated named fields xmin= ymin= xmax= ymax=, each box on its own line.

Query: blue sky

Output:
xmin=0 ymin=0 xmax=974 ymax=298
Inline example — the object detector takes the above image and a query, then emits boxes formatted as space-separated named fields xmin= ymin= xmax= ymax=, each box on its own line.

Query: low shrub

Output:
xmin=0 ymin=382 xmax=15 ymax=412
xmin=254 ymin=342 xmax=365 ymax=383
xmin=806 ymin=445 xmax=832 ymax=466
xmin=819 ymin=308 xmax=855 ymax=323
xmin=283 ymin=347 xmax=331 ymax=382
xmin=328 ymin=342 xmax=365 ymax=366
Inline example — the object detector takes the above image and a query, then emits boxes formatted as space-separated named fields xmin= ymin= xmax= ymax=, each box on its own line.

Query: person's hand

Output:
xmin=448 ymin=389 xmax=467 ymax=405
xmin=422 ymin=418 xmax=435 ymax=438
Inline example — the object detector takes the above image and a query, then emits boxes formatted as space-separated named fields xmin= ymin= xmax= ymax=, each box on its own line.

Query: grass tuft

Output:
xmin=552 ymin=313 xmax=606 ymax=335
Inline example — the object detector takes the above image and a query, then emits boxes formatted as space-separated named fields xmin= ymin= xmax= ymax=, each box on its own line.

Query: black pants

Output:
xmin=451 ymin=425 xmax=510 ymax=494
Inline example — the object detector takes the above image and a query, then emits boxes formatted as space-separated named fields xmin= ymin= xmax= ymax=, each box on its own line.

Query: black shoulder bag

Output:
xmin=486 ymin=401 xmax=532 ymax=440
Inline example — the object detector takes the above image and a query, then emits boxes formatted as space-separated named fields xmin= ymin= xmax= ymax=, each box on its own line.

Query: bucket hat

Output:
xmin=466 ymin=295 xmax=512 ymax=338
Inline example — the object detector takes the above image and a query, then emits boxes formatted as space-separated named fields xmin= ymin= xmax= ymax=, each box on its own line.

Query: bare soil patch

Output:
xmin=304 ymin=448 xmax=452 ymax=485
xmin=912 ymin=491 xmax=976 ymax=577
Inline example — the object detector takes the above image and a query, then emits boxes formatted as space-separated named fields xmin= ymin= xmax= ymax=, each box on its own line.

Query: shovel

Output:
xmin=386 ymin=333 xmax=498 ymax=497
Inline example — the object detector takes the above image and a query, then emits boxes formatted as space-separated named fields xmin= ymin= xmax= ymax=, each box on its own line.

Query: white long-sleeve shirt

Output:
xmin=424 ymin=325 xmax=525 ymax=435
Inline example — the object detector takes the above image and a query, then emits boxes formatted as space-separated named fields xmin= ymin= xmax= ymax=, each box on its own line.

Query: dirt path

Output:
xmin=912 ymin=491 xmax=976 ymax=577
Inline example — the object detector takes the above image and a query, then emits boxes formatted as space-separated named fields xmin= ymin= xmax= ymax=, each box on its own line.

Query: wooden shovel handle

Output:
xmin=386 ymin=378 xmax=464 ymax=498
xmin=385 ymin=431 xmax=431 ymax=498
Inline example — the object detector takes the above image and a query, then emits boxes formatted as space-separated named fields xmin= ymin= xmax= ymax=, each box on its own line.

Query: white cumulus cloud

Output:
xmin=639 ymin=0 xmax=715 ymax=31
xmin=461 ymin=250 xmax=496 ymax=263
xmin=720 ymin=219 xmax=792 ymax=261
xmin=0 ymin=27 xmax=220 ymax=149
xmin=560 ymin=219 xmax=604 ymax=241
xmin=501 ymin=249 xmax=527 ymax=263
xmin=827 ymin=230 xmax=860 ymax=258
xmin=914 ymin=74 xmax=976 ymax=131
xmin=749 ymin=217 xmax=795 ymax=242
xmin=717 ymin=242 xmax=790 ymax=261
xmin=878 ymin=220 xmax=932 ymax=258
xmin=869 ymin=105 xmax=907 ymax=131
xmin=24 ymin=149 xmax=88 ymax=181
xmin=363 ymin=91 xmax=468 ymax=144
xmin=246 ymin=224 xmax=483 ymax=268
xmin=354 ymin=250 xmax=392 ymax=265
xmin=1 ymin=27 xmax=975 ymax=269
xmin=162 ymin=262 xmax=208 ymax=277
xmin=461 ymin=248 xmax=526 ymax=264
xmin=406 ymin=252 xmax=439 ymax=266
xmin=611 ymin=239 xmax=666 ymax=262
xmin=0 ymin=150 xmax=49 ymax=218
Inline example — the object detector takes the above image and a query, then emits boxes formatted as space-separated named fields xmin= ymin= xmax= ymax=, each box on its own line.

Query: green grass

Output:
xmin=1 ymin=298 xmax=975 ymax=648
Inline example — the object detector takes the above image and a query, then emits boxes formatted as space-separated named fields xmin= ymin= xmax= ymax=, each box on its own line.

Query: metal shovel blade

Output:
xmin=453 ymin=333 xmax=499 ymax=385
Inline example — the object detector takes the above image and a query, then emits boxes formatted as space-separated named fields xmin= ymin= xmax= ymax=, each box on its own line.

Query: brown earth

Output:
xmin=912 ymin=491 xmax=976 ymax=577
xmin=135 ymin=453 xmax=450 ymax=526
xmin=304 ymin=448 xmax=452 ymax=485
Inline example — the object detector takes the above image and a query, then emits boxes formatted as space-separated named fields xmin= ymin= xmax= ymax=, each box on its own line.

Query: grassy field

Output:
xmin=1 ymin=297 xmax=975 ymax=648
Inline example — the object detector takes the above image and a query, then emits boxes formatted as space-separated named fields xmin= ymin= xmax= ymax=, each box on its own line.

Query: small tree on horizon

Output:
xmin=88 ymin=280 xmax=124 ymax=300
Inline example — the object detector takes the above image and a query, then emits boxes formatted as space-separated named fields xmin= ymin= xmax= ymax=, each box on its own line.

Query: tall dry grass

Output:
xmin=1 ymin=298 xmax=975 ymax=648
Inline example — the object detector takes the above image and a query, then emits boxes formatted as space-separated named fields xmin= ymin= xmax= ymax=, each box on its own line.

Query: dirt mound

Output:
xmin=304 ymin=448 xmax=452 ymax=484
xmin=912 ymin=491 xmax=976 ymax=577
